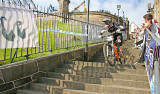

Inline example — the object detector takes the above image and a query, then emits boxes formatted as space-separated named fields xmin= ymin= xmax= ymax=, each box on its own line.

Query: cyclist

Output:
xmin=100 ymin=17 xmax=125 ymax=65
xmin=100 ymin=17 xmax=123 ymax=47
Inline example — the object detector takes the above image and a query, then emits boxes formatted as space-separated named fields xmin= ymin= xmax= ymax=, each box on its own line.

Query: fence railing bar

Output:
xmin=38 ymin=14 xmax=41 ymax=53
xmin=10 ymin=48 xmax=12 ymax=59
xmin=69 ymin=16 xmax=71 ymax=48
xmin=59 ymin=13 xmax=62 ymax=49
xmin=61 ymin=13 xmax=63 ymax=49
xmin=58 ymin=13 xmax=60 ymax=50
xmin=44 ymin=9 xmax=47 ymax=52
xmin=50 ymin=14 xmax=53 ymax=52
xmin=62 ymin=13 xmax=65 ymax=49
xmin=41 ymin=8 xmax=45 ymax=53
xmin=64 ymin=14 xmax=67 ymax=49
xmin=47 ymin=14 xmax=50 ymax=52
xmin=56 ymin=13 xmax=58 ymax=50
xmin=53 ymin=13 xmax=56 ymax=51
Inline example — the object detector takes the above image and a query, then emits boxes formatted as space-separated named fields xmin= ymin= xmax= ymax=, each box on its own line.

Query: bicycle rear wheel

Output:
xmin=103 ymin=43 xmax=116 ymax=66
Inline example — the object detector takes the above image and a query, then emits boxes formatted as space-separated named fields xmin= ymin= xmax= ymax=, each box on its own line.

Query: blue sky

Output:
xmin=33 ymin=0 xmax=154 ymax=26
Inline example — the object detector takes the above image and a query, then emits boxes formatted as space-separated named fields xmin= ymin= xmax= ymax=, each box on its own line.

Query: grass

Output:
xmin=0 ymin=19 xmax=100 ymax=65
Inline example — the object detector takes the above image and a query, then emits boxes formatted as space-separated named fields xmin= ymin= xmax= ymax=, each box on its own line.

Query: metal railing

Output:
xmin=145 ymin=23 xmax=160 ymax=94
xmin=0 ymin=1 xmax=104 ymax=64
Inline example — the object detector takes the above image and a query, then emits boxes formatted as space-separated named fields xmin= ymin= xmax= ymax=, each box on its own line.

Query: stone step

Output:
xmin=38 ymin=77 xmax=110 ymax=93
xmin=104 ymin=85 xmax=150 ymax=94
xmin=47 ymin=72 xmax=150 ymax=89
xmin=17 ymin=89 xmax=48 ymax=94
xmin=38 ymin=77 xmax=150 ymax=94
xmin=63 ymin=62 xmax=146 ymax=69
xmin=77 ymin=72 xmax=148 ymax=82
xmin=66 ymin=61 xmax=145 ymax=69
xmin=55 ymin=66 xmax=147 ymax=75
xmin=53 ymin=68 xmax=148 ymax=82
xmin=30 ymin=83 xmax=103 ymax=94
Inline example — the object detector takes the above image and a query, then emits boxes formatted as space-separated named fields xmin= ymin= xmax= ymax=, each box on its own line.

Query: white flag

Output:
xmin=0 ymin=3 xmax=38 ymax=49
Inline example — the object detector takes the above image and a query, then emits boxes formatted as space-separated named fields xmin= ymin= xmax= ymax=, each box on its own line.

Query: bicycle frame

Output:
xmin=107 ymin=41 xmax=121 ymax=60
xmin=113 ymin=43 xmax=120 ymax=59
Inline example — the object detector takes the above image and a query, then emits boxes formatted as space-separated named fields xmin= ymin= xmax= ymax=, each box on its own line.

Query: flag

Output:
xmin=0 ymin=3 xmax=38 ymax=49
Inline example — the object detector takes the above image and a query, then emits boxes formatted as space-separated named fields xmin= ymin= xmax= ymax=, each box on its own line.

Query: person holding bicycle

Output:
xmin=100 ymin=17 xmax=125 ymax=66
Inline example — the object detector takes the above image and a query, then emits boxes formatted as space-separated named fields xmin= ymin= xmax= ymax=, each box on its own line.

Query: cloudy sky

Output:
xmin=33 ymin=0 xmax=154 ymax=26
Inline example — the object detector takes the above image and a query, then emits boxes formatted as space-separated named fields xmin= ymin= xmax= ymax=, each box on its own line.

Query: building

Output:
xmin=58 ymin=0 xmax=70 ymax=14
xmin=154 ymin=0 xmax=160 ymax=26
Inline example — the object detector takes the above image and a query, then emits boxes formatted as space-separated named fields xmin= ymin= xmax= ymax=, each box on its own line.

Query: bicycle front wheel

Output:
xmin=103 ymin=43 xmax=116 ymax=66
xmin=119 ymin=47 xmax=127 ymax=64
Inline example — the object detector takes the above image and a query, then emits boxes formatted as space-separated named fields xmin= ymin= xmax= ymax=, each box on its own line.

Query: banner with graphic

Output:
xmin=145 ymin=31 xmax=156 ymax=82
xmin=0 ymin=3 xmax=38 ymax=49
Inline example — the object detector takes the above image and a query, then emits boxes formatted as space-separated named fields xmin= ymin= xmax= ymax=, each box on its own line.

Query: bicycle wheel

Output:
xmin=103 ymin=43 xmax=116 ymax=66
xmin=119 ymin=48 xmax=127 ymax=64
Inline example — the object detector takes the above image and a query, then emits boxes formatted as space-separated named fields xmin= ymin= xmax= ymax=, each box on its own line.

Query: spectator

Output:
xmin=135 ymin=14 xmax=154 ymax=64
xmin=143 ymin=14 xmax=160 ymax=37
xmin=135 ymin=24 xmax=145 ymax=48
xmin=135 ymin=13 xmax=160 ymax=65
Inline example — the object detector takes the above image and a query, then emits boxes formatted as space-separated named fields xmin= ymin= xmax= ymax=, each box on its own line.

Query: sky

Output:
xmin=33 ymin=0 xmax=154 ymax=26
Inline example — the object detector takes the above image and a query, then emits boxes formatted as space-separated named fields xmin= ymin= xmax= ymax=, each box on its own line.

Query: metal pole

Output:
xmin=153 ymin=45 xmax=160 ymax=94
xmin=84 ymin=0 xmax=90 ymax=61
xmin=154 ymin=61 xmax=160 ymax=94
xmin=118 ymin=9 xmax=120 ymax=24
xmin=122 ymin=11 xmax=125 ymax=26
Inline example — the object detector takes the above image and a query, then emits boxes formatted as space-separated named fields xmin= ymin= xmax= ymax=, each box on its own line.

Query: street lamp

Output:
xmin=147 ymin=2 xmax=152 ymax=13
xmin=117 ymin=5 xmax=121 ymax=24
xmin=122 ymin=10 xmax=125 ymax=26
xmin=84 ymin=0 xmax=90 ymax=61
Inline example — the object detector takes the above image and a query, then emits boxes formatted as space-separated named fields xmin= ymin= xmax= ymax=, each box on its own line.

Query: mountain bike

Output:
xmin=102 ymin=32 xmax=126 ymax=66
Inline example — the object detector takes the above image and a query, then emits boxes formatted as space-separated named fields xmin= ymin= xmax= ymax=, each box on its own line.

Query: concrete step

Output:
xmin=47 ymin=72 xmax=150 ymax=89
xmin=17 ymin=89 xmax=48 ymax=94
xmin=104 ymin=85 xmax=150 ymax=94
xmin=66 ymin=61 xmax=145 ymax=69
xmin=55 ymin=66 xmax=147 ymax=75
xmin=38 ymin=77 xmax=150 ymax=94
xmin=53 ymin=68 xmax=148 ymax=82
xmin=77 ymin=72 xmax=148 ymax=82
xmin=30 ymin=83 xmax=103 ymax=94
xmin=30 ymin=83 xmax=63 ymax=94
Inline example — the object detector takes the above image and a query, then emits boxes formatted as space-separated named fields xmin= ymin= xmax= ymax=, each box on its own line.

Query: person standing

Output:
xmin=135 ymin=13 xmax=160 ymax=64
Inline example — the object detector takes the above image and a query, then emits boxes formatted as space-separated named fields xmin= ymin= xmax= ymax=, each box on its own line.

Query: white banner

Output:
xmin=0 ymin=3 xmax=38 ymax=49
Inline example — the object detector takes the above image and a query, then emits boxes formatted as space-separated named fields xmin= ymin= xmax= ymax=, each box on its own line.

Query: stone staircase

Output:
xmin=17 ymin=54 xmax=150 ymax=94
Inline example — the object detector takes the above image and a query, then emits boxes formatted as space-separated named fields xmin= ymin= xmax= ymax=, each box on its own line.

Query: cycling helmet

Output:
xmin=102 ymin=17 xmax=112 ymax=25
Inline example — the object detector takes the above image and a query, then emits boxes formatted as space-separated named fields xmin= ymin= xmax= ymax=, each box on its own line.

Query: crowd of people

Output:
xmin=100 ymin=13 xmax=160 ymax=65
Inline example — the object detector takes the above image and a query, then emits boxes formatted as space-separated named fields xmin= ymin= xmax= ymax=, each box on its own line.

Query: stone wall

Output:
xmin=0 ymin=43 xmax=103 ymax=94
xmin=154 ymin=0 xmax=160 ymax=26
xmin=71 ymin=12 xmax=124 ymax=25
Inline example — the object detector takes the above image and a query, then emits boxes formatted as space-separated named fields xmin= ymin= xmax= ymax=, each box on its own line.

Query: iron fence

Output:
xmin=0 ymin=1 xmax=103 ymax=64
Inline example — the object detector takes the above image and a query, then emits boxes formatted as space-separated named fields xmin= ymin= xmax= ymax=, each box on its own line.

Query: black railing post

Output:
xmin=84 ymin=0 xmax=90 ymax=61
xmin=11 ymin=48 xmax=18 ymax=63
